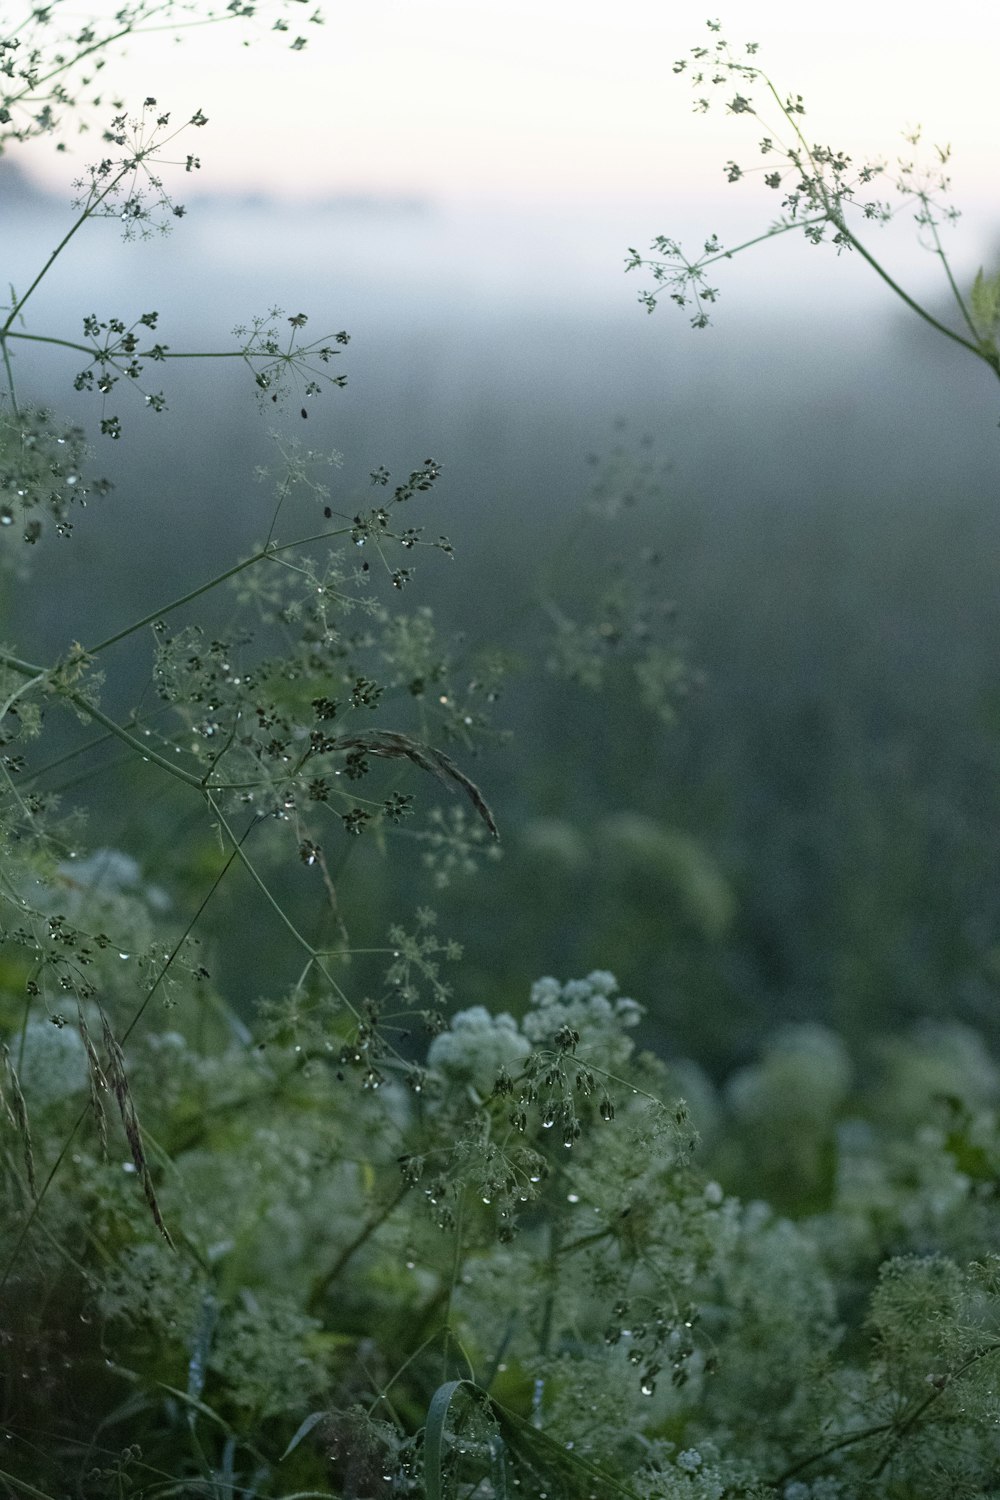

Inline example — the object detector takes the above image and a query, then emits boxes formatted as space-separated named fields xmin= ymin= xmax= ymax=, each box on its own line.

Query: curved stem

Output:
xmin=750 ymin=66 xmax=998 ymax=378
xmin=925 ymin=209 xmax=983 ymax=345
xmin=836 ymin=217 xmax=997 ymax=370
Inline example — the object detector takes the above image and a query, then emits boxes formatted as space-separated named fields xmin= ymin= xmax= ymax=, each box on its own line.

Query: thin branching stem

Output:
xmin=307 ymin=1179 xmax=410 ymax=1312
xmin=84 ymin=528 xmax=352 ymax=656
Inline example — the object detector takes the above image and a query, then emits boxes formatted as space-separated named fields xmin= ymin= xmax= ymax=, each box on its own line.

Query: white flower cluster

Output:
xmin=427 ymin=1006 xmax=531 ymax=1094
xmin=428 ymin=973 xmax=645 ymax=1096
xmin=523 ymin=970 xmax=643 ymax=1061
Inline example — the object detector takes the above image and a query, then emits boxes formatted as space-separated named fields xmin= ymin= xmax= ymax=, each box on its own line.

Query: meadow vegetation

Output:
xmin=3 ymin=10 xmax=1000 ymax=1498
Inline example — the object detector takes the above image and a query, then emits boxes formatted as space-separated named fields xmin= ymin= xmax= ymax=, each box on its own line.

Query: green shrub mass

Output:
xmin=4 ymin=10 xmax=1000 ymax=1499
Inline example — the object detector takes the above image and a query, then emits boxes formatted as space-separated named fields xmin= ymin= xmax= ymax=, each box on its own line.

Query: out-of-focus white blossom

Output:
xmin=523 ymin=971 xmax=644 ymax=1064
xmin=427 ymin=1005 xmax=531 ymax=1093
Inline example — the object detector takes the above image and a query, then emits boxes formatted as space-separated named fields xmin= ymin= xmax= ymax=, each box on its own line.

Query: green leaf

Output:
xmin=424 ymin=1379 xmax=479 ymax=1500
xmin=0 ymin=1467 xmax=58 ymax=1500
xmin=423 ymin=1381 xmax=644 ymax=1500
xmin=492 ymin=1401 xmax=646 ymax=1499
xmin=280 ymin=1410 xmax=328 ymax=1462
xmin=970 ymin=266 xmax=1000 ymax=335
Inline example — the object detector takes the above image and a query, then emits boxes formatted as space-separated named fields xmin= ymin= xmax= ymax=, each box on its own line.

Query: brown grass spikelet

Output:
xmin=0 ymin=1043 xmax=38 ymax=1200
xmin=332 ymin=730 xmax=499 ymax=839
xmin=76 ymin=1001 xmax=109 ymax=1161
xmin=98 ymin=1006 xmax=174 ymax=1247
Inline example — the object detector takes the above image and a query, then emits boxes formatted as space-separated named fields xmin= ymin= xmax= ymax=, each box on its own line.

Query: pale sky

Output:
xmin=19 ymin=0 xmax=1000 ymax=209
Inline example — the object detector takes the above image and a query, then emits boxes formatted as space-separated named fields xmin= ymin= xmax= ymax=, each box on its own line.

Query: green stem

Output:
xmin=4 ymin=4 xmax=173 ymax=104
xmin=0 ymin=650 xmax=205 ymax=789
xmin=867 ymin=1342 xmax=1000 ymax=1480
xmin=85 ymin=551 xmax=265 ymax=654
xmin=6 ymin=329 xmax=331 ymax=362
xmin=835 ymin=217 xmax=993 ymax=366
xmin=1 ymin=170 xmax=130 ymax=332
xmin=307 ymin=1179 xmax=410 ymax=1312
xmin=700 ymin=216 xmax=828 ymax=269
xmin=65 ymin=694 xmax=204 ymax=788
xmin=756 ymin=66 xmax=998 ymax=377
xmin=0 ymin=334 xmax=18 ymax=414
xmin=85 ymin=527 xmax=352 ymax=656
xmin=770 ymin=1421 xmax=895 ymax=1487
xmin=204 ymin=797 xmax=366 ymax=1030
xmin=925 ymin=207 xmax=983 ymax=346
xmin=0 ymin=830 xmax=240 ymax=1293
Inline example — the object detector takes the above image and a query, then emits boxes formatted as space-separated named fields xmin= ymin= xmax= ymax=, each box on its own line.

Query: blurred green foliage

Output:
xmin=5 ymin=8 xmax=1000 ymax=1498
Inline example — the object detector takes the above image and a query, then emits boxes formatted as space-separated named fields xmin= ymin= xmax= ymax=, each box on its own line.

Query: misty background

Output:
xmin=4 ymin=81 xmax=1000 ymax=1072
